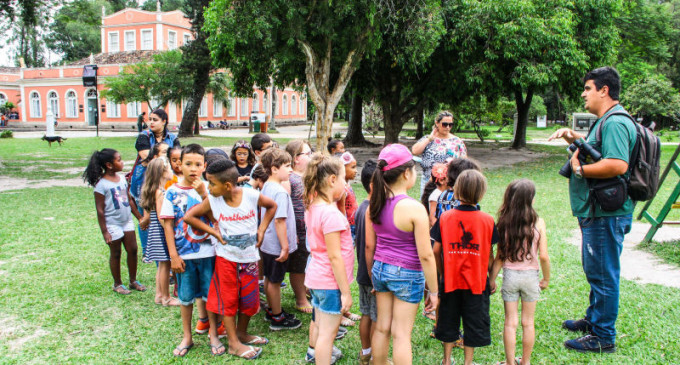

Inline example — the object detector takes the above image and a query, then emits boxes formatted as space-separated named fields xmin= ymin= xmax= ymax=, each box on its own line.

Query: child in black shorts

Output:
xmin=431 ymin=170 xmax=498 ymax=365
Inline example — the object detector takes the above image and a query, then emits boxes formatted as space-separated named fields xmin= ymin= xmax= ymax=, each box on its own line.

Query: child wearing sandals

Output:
xmin=140 ymin=157 xmax=179 ymax=306
xmin=490 ymin=179 xmax=550 ymax=365
xmin=83 ymin=148 xmax=146 ymax=295
xmin=184 ymin=159 xmax=278 ymax=359
xmin=303 ymin=153 xmax=355 ymax=365
xmin=431 ymin=170 xmax=497 ymax=365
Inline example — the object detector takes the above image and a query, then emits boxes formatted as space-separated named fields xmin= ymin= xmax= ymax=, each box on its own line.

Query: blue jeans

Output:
xmin=578 ymin=215 xmax=632 ymax=344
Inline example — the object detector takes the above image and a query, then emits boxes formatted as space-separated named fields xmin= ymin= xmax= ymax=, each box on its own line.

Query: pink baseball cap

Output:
xmin=379 ymin=144 xmax=421 ymax=171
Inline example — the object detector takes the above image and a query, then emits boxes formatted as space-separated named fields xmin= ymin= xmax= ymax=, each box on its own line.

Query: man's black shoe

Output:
xmin=562 ymin=318 xmax=592 ymax=333
xmin=564 ymin=334 xmax=616 ymax=353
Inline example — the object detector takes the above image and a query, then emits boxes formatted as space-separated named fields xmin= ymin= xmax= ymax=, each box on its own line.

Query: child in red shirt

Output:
xmin=431 ymin=169 xmax=498 ymax=365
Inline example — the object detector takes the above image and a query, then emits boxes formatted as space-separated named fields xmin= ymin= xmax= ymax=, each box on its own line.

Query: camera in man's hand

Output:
xmin=559 ymin=138 xmax=602 ymax=178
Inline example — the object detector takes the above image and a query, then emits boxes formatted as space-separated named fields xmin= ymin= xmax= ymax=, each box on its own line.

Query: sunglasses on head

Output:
xmin=440 ymin=122 xmax=454 ymax=128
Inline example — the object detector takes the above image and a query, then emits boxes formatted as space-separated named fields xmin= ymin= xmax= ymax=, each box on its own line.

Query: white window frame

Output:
xmin=168 ymin=30 xmax=177 ymax=50
xmin=183 ymin=33 xmax=191 ymax=45
xmin=124 ymin=30 xmax=136 ymax=51
xmin=227 ymin=97 xmax=235 ymax=116
xmin=291 ymin=94 xmax=297 ymax=115
xmin=282 ymin=94 xmax=288 ymax=115
xmin=107 ymin=100 xmax=120 ymax=118
xmin=47 ymin=90 xmax=59 ymax=117
xmin=66 ymin=90 xmax=78 ymax=118
xmin=198 ymin=97 xmax=208 ymax=117
xmin=252 ymin=93 xmax=259 ymax=112
xmin=300 ymin=93 xmax=305 ymax=115
xmin=0 ymin=92 xmax=7 ymax=107
xmin=141 ymin=29 xmax=153 ymax=50
xmin=108 ymin=31 xmax=120 ymax=53
xmin=127 ymin=101 xmax=142 ymax=118
xmin=240 ymin=98 xmax=248 ymax=116
xmin=212 ymin=99 xmax=222 ymax=117
xmin=30 ymin=91 xmax=41 ymax=118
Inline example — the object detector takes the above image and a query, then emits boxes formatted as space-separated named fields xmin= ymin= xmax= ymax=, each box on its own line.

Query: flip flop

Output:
xmin=112 ymin=285 xmax=131 ymax=295
xmin=340 ymin=317 xmax=355 ymax=327
xmin=345 ymin=312 xmax=361 ymax=321
xmin=210 ymin=342 xmax=226 ymax=356
xmin=230 ymin=345 xmax=262 ymax=360
xmin=295 ymin=305 xmax=313 ymax=314
xmin=173 ymin=342 xmax=194 ymax=357
xmin=515 ymin=357 xmax=522 ymax=365
xmin=244 ymin=336 xmax=269 ymax=345
xmin=162 ymin=297 xmax=181 ymax=307
xmin=129 ymin=280 xmax=147 ymax=292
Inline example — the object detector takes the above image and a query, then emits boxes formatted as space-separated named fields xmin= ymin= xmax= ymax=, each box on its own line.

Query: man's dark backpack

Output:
xmin=595 ymin=111 xmax=661 ymax=201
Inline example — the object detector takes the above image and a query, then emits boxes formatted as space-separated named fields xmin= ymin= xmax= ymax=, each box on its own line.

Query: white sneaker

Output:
xmin=305 ymin=346 xmax=343 ymax=364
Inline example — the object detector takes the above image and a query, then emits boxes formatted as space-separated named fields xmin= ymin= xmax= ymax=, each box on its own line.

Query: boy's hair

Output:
xmin=303 ymin=153 xmax=344 ymax=207
xmin=251 ymin=133 xmax=272 ymax=152
xmin=454 ymin=169 xmax=487 ymax=205
xmin=180 ymin=143 xmax=206 ymax=161
xmin=141 ymin=157 xmax=170 ymax=211
xmin=251 ymin=164 xmax=269 ymax=183
xmin=583 ymin=66 xmax=621 ymax=100
xmin=446 ymin=158 xmax=480 ymax=188
xmin=206 ymin=158 xmax=239 ymax=185
xmin=260 ymin=148 xmax=292 ymax=175
xmin=497 ymin=179 xmax=538 ymax=263
xmin=285 ymin=139 xmax=311 ymax=168
xmin=82 ymin=148 xmax=118 ymax=187
xmin=203 ymin=154 xmax=228 ymax=179
xmin=230 ymin=140 xmax=256 ymax=166
xmin=361 ymin=159 xmax=377 ymax=194
xmin=327 ymin=138 xmax=342 ymax=154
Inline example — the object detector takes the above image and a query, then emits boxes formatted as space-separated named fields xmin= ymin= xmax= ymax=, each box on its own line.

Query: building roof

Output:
xmin=68 ymin=50 xmax=163 ymax=66
xmin=0 ymin=67 xmax=20 ymax=74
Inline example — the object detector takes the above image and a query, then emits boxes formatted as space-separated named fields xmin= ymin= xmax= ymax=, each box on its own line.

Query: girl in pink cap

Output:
xmin=365 ymin=143 xmax=439 ymax=365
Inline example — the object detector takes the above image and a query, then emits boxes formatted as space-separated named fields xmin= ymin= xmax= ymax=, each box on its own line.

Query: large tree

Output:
xmin=46 ymin=0 xmax=112 ymax=63
xmin=204 ymin=0 xmax=383 ymax=151
xmin=141 ymin=0 xmax=185 ymax=12
xmin=0 ymin=0 xmax=49 ymax=67
xmin=448 ymin=0 xmax=620 ymax=149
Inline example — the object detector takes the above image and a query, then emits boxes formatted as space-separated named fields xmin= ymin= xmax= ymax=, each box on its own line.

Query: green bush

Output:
xmin=0 ymin=130 xmax=13 ymax=138
xmin=333 ymin=132 xmax=343 ymax=139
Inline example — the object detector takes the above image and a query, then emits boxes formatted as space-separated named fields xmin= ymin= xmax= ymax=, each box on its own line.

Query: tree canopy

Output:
xmin=46 ymin=0 xmax=113 ymax=63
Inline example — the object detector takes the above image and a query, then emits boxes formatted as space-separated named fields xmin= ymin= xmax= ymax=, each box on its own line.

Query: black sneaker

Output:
xmin=335 ymin=326 xmax=348 ymax=340
xmin=562 ymin=318 xmax=592 ymax=333
xmin=564 ymin=334 xmax=616 ymax=353
xmin=264 ymin=308 xmax=296 ymax=322
xmin=269 ymin=314 xmax=302 ymax=331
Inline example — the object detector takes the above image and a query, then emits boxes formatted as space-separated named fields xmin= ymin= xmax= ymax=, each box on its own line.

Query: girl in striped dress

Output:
xmin=141 ymin=157 xmax=180 ymax=306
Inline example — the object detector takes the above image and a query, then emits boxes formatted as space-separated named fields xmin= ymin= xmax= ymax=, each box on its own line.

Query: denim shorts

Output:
xmin=310 ymin=288 xmax=342 ymax=315
xmin=371 ymin=261 xmax=425 ymax=304
xmin=176 ymin=256 xmax=215 ymax=306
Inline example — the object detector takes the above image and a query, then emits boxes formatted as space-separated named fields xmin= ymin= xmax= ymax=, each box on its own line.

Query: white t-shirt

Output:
xmin=429 ymin=188 xmax=443 ymax=203
xmin=160 ymin=183 xmax=215 ymax=260
xmin=94 ymin=175 xmax=132 ymax=227
xmin=209 ymin=188 xmax=261 ymax=263
xmin=259 ymin=181 xmax=298 ymax=255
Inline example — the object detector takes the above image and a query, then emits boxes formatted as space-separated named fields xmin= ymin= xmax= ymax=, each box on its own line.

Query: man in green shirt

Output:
xmin=549 ymin=67 xmax=636 ymax=353
xmin=137 ymin=112 xmax=146 ymax=133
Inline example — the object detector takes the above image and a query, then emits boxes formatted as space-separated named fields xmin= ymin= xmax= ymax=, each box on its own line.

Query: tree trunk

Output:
xmin=511 ymin=88 xmax=533 ymax=149
xmin=193 ymin=113 xmax=199 ymax=135
xmin=381 ymin=99 xmax=407 ymax=145
xmin=344 ymin=94 xmax=367 ymax=146
xmin=415 ymin=103 xmax=424 ymax=139
xmin=178 ymin=73 xmax=209 ymax=138
xmin=270 ymin=85 xmax=277 ymax=131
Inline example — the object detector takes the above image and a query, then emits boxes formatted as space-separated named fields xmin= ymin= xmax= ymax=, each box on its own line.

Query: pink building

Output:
xmin=0 ymin=7 xmax=307 ymax=129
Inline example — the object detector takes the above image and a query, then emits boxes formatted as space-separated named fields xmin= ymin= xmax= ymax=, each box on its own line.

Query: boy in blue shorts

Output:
xmin=160 ymin=144 xmax=216 ymax=357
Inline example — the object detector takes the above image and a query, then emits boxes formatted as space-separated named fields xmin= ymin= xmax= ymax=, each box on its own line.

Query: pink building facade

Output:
xmin=0 ymin=7 xmax=307 ymax=129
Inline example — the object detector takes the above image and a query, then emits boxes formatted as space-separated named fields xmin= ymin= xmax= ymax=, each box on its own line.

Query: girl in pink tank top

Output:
xmin=490 ymin=179 xmax=551 ymax=365
xmin=365 ymin=144 xmax=439 ymax=365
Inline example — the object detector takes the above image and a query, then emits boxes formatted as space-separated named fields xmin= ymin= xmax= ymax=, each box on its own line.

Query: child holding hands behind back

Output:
xmin=184 ymin=159 xmax=278 ymax=360
xmin=431 ymin=169 xmax=497 ymax=365
xmin=490 ymin=179 xmax=550 ymax=365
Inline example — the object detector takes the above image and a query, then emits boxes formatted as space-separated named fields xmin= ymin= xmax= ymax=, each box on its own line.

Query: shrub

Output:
xmin=0 ymin=130 xmax=13 ymax=138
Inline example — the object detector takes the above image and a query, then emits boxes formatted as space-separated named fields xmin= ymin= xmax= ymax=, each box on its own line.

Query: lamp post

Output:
xmin=82 ymin=64 xmax=99 ymax=137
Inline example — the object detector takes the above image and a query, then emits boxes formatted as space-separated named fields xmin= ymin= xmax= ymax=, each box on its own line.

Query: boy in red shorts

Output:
xmin=184 ymin=159 xmax=277 ymax=359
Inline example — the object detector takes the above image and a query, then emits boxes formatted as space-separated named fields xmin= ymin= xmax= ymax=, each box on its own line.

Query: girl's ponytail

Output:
xmin=302 ymin=152 xmax=343 ymax=207
xmin=421 ymin=179 xmax=437 ymax=214
xmin=82 ymin=148 xmax=118 ymax=187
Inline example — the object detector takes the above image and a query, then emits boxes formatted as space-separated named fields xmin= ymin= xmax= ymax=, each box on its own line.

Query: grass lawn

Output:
xmin=1 ymin=138 xmax=679 ymax=364
xmin=638 ymin=240 xmax=680 ymax=267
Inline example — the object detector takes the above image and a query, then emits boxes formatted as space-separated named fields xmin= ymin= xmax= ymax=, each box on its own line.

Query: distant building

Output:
xmin=0 ymin=7 xmax=307 ymax=129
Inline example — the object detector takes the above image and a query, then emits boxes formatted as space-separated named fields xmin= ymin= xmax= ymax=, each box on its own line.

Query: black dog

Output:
xmin=42 ymin=135 xmax=67 ymax=147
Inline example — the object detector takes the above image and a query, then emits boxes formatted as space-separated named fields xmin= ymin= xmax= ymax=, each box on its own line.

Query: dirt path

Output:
xmin=568 ymin=223 xmax=680 ymax=288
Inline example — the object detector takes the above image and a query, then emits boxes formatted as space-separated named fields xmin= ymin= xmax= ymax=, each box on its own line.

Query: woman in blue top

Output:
xmin=131 ymin=108 xmax=180 ymax=260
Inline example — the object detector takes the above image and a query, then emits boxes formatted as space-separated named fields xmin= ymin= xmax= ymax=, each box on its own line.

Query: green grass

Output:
xmin=1 ymin=141 xmax=680 ymax=364
xmin=638 ymin=240 xmax=680 ymax=267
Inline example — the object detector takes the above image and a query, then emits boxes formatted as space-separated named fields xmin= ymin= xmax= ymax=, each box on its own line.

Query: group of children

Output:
xmin=83 ymin=131 xmax=551 ymax=365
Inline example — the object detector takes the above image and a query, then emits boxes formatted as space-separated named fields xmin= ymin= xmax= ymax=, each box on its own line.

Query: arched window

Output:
xmin=227 ymin=97 xmax=235 ymax=116
xmin=0 ymin=92 xmax=7 ymax=107
xmin=30 ymin=91 xmax=41 ymax=118
xmin=107 ymin=100 xmax=120 ymax=118
xmin=240 ymin=98 xmax=248 ymax=116
xmin=252 ymin=93 xmax=259 ymax=112
xmin=291 ymin=95 xmax=297 ymax=115
xmin=263 ymin=93 xmax=268 ymax=114
xmin=48 ymin=91 xmax=59 ymax=117
xmin=213 ymin=98 xmax=222 ymax=117
xmin=282 ymin=94 xmax=288 ymax=115
xmin=300 ymin=92 xmax=306 ymax=116
xmin=66 ymin=90 xmax=78 ymax=118
xmin=198 ymin=97 xmax=208 ymax=117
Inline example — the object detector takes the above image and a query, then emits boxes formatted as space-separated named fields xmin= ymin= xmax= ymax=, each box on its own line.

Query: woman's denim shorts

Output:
xmin=310 ymin=288 xmax=342 ymax=315
xmin=371 ymin=260 xmax=425 ymax=304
